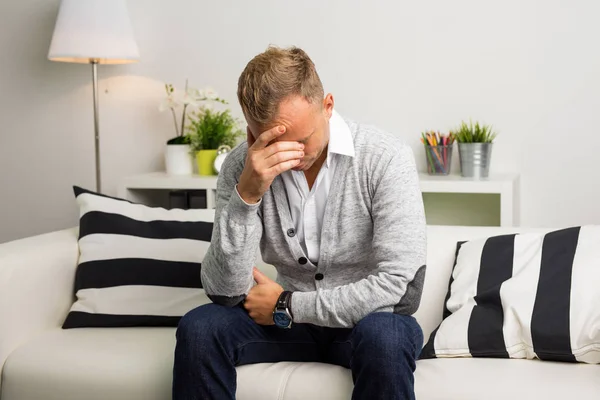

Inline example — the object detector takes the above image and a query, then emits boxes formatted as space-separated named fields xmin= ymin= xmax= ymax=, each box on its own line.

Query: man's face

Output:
xmin=247 ymin=94 xmax=334 ymax=172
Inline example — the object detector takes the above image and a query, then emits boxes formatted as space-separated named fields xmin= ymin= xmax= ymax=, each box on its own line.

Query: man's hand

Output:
xmin=237 ymin=125 xmax=304 ymax=204
xmin=244 ymin=267 xmax=284 ymax=325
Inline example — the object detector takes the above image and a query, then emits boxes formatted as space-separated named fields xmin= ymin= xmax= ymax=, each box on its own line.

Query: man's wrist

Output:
xmin=236 ymin=183 xmax=261 ymax=205
xmin=234 ymin=185 xmax=262 ymax=206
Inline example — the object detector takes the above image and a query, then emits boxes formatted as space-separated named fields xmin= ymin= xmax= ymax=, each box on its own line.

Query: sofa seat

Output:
xmin=1 ymin=328 xmax=177 ymax=400
xmin=3 ymin=327 xmax=599 ymax=400
xmin=414 ymin=358 xmax=600 ymax=399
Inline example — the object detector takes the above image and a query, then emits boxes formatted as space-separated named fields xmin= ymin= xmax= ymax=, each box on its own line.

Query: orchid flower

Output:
xmin=158 ymin=94 xmax=179 ymax=112
xmin=159 ymin=80 xmax=224 ymax=139
xmin=203 ymin=87 xmax=218 ymax=100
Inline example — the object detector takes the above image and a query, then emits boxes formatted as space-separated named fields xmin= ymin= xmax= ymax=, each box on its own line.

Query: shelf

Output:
xmin=121 ymin=172 xmax=518 ymax=194
xmin=120 ymin=172 xmax=218 ymax=190
xmin=118 ymin=172 xmax=520 ymax=227
xmin=418 ymin=173 xmax=519 ymax=227
xmin=118 ymin=172 xmax=219 ymax=209
xmin=418 ymin=173 xmax=519 ymax=194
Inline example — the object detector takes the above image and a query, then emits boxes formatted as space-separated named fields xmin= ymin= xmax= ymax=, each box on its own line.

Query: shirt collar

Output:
xmin=326 ymin=109 xmax=355 ymax=167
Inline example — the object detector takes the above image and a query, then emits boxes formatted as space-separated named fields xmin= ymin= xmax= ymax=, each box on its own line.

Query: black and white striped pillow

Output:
xmin=62 ymin=186 xmax=214 ymax=328
xmin=420 ymin=226 xmax=600 ymax=364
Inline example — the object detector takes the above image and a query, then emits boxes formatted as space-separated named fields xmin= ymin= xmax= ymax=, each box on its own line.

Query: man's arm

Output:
xmin=291 ymin=144 xmax=427 ymax=328
xmin=200 ymin=145 xmax=262 ymax=307
xmin=201 ymin=125 xmax=305 ymax=307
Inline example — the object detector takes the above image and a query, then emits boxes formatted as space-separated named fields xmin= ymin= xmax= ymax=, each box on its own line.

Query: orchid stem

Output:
xmin=179 ymin=78 xmax=190 ymax=137
xmin=170 ymin=107 xmax=179 ymax=137
xmin=181 ymin=104 xmax=188 ymax=137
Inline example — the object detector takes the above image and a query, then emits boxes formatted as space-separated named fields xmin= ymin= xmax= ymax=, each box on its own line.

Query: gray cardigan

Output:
xmin=201 ymin=119 xmax=427 ymax=328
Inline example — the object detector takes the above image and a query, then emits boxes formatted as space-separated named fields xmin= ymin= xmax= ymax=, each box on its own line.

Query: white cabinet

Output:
xmin=118 ymin=172 xmax=520 ymax=227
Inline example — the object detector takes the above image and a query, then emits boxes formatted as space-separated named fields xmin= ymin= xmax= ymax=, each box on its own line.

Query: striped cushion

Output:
xmin=420 ymin=226 xmax=600 ymax=364
xmin=62 ymin=186 xmax=214 ymax=328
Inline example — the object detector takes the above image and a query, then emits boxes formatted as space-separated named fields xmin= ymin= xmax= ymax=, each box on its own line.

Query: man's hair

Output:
xmin=237 ymin=46 xmax=324 ymax=125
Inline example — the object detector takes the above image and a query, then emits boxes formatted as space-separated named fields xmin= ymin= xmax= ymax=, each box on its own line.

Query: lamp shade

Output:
xmin=48 ymin=0 xmax=140 ymax=64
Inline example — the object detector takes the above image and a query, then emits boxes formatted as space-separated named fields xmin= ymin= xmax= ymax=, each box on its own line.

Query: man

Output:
xmin=173 ymin=46 xmax=427 ymax=400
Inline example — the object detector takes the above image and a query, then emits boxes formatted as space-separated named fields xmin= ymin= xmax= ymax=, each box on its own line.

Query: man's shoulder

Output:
xmin=219 ymin=141 xmax=247 ymax=179
xmin=345 ymin=119 xmax=412 ymax=161
xmin=228 ymin=141 xmax=249 ymax=160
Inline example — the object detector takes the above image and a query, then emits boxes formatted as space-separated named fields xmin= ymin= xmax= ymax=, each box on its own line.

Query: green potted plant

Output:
xmin=187 ymin=106 xmax=244 ymax=175
xmin=159 ymin=80 xmax=225 ymax=175
xmin=451 ymin=120 xmax=498 ymax=178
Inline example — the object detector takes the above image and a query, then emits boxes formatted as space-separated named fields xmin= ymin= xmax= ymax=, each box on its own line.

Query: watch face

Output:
xmin=273 ymin=311 xmax=291 ymax=328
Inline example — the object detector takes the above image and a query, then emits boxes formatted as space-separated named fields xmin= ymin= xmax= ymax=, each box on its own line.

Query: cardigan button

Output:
xmin=298 ymin=257 xmax=308 ymax=265
xmin=315 ymin=273 xmax=324 ymax=281
xmin=287 ymin=228 xmax=296 ymax=237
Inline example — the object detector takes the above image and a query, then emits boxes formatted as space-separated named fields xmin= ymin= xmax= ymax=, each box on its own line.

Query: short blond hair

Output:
xmin=237 ymin=46 xmax=324 ymax=125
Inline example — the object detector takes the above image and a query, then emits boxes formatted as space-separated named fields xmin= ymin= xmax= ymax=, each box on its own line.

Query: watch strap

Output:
xmin=276 ymin=291 xmax=293 ymax=319
xmin=287 ymin=292 xmax=294 ymax=319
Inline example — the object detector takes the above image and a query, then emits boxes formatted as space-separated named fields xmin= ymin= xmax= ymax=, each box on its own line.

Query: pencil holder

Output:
xmin=424 ymin=144 xmax=453 ymax=175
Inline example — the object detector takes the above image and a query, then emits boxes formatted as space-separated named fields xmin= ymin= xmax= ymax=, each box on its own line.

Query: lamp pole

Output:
xmin=91 ymin=59 xmax=101 ymax=193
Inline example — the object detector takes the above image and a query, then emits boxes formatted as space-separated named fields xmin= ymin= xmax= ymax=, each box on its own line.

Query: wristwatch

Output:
xmin=273 ymin=291 xmax=294 ymax=329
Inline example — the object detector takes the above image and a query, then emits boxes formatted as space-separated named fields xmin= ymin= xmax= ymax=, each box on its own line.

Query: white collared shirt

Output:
xmin=280 ymin=110 xmax=355 ymax=264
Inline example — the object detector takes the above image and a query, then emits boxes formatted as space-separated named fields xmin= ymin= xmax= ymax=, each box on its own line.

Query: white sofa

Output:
xmin=1 ymin=223 xmax=598 ymax=400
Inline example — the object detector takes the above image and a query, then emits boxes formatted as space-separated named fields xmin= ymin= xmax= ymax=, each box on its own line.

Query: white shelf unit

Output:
xmin=118 ymin=172 xmax=520 ymax=227
xmin=418 ymin=173 xmax=519 ymax=227
xmin=118 ymin=172 xmax=218 ymax=209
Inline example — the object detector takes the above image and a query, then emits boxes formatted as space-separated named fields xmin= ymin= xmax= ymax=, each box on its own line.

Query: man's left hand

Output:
xmin=244 ymin=267 xmax=284 ymax=325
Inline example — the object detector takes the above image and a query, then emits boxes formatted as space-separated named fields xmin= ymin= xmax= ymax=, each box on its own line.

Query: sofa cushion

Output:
xmin=1 ymin=328 xmax=177 ymax=400
xmin=63 ymin=186 xmax=215 ymax=328
xmin=0 ymin=327 xmax=352 ymax=400
xmin=421 ymin=226 xmax=600 ymax=364
xmin=2 ymin=328 xmax=598 ymax=400
xmin=413 ymin=225 xmax=551 ymax=342
xmin=414 ymin=358 xmax=600 ymax=399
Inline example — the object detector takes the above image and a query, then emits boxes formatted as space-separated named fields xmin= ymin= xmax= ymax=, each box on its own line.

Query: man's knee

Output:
xmin=176 ymin=303 xmax=243 ymax=344
xmin=353 ymin=312 xmax=423 ymax=358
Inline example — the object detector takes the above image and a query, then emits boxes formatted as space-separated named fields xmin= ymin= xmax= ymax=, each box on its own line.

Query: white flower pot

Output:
xmin=165 ymin=144 xmax=193 ymax=175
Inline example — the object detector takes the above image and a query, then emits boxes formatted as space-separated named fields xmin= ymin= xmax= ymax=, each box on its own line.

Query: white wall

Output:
xmin=2 ymin=0 xmax=600 ymax=243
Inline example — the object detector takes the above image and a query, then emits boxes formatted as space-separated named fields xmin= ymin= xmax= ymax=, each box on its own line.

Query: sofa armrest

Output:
xmin=0 ymin=228 xmax=79 ymax=378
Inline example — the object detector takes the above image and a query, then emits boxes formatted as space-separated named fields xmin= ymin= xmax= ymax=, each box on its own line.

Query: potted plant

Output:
xmin=159 ymin=80 xmax=225 ymax=175
xmin=187 ymin=106 xmax=244 ymax=175
xmin=451 ymin=120 xmax=498 ymax=178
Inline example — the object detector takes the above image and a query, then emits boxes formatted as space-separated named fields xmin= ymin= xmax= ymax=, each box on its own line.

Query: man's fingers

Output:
xmin=252 ymin=125 xmax=286 ymax=149
xmin=262 ymin=141 xmax=304 ymax=158
xmin=265 ymin=150 xmax=304 ymax=168
xmin=268 ymin=159 xmax=301 ymax=175
xmin=253 ymin=267 xmax=272 ymax=284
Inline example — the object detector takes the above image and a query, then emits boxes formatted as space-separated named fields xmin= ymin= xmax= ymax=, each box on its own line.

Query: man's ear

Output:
xmin=323 ymin=93 xmax=334 ymax=119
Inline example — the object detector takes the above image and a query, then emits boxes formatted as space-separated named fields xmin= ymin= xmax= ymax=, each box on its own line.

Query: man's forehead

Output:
xmin=276 ymin=125 xmax=312 ymax=141
xmin=248 ymin=97 xmax=320 ymax=140
xmin=252 ymin=120 xmax=314 ymax=142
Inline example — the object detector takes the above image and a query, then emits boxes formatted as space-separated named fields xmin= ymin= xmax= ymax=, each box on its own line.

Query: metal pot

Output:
xmin=458 ymin=143 xmax=493 ymax=178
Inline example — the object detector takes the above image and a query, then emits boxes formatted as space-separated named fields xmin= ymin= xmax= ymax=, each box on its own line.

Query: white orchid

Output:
xmin=204 ymin=87 xmax=218 ymax=100
xmin=159 ymin=92 xmax=179 ymax=112
xmin=194 ymin=88 xmax=206 ymax=99
xmin=180 ymin=88 xmax=200 ymax=108
xmin=160 ymin=80 xmax=226 ymax=140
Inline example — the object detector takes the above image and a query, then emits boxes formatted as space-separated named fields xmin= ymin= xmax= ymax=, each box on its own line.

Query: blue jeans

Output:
xmin=173 ymin=303 xmax=423 ymax=400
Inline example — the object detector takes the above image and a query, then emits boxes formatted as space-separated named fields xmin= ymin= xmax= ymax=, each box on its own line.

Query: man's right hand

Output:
xmin=237 ymin=125 xmax=304 ymax=204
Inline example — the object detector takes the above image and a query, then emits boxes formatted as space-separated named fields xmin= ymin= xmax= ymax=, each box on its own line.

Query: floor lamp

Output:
xmin=47 ymin=0 xmax=140 ymax=193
